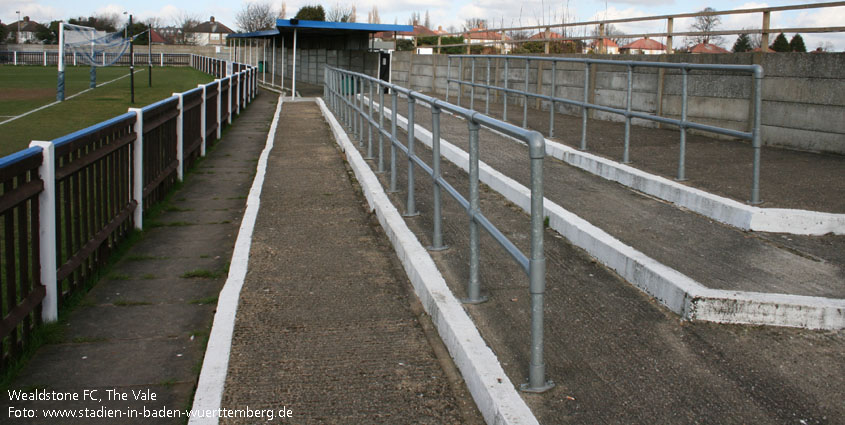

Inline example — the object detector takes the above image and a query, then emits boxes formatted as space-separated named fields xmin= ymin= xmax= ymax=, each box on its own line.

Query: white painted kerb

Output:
xmin=189 ymin=94 xmax=284 ymax=425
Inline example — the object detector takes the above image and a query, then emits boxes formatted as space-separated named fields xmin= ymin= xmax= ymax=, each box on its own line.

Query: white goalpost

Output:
xmin=57 ymin=22 xmax=132 ymax=101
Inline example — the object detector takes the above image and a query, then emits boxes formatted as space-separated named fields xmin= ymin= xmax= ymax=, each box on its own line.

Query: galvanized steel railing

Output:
xmin=324 ymin=65 xmax=554 ymax=392
xmin=445 ymin=54 xmax=764 ymax=204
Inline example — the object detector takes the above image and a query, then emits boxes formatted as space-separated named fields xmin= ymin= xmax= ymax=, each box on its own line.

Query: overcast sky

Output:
xmin=2 ymin=0 xmax=843 ymax=50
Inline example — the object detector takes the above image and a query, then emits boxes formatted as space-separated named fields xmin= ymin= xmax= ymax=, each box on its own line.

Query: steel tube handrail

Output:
xmin=448 ymin=54 xmax=763 ymax=203
xmin=324 ymin=65 xmax=552 ymax=392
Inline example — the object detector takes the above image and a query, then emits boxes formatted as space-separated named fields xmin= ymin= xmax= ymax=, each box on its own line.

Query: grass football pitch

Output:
xmin=0 ymin=65 xmax=213 ymax=157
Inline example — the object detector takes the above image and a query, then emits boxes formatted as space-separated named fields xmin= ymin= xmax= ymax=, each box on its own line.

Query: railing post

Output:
xmin=677 ymin=68 xmax=688 ymax=181
xmin=504 ymin=58 xmax=509 ymax=122
xmin=231 ymin=75 xmax=237 ymax=121
xmin=457 ymin=58 xmax=463 ymax=107
xmin=357 ymin=76 xmax=364 ymax=146
xmin=485 ymin=58 xmax=491 ymax=115
xmin=549 ymin=61 xmax=556 ymax=138
xmin=128 ymin=108 xmax=144 ymax=230
xmin=521 ymin=131 xmax=553 ymax=393
xmin=29 ymin=141 xmax=57 ymax=323
xmin=198 ymin=84 xmax=207 ymax=156
xmin=445 ymin=57 xmax=452 ymax=102
xmin=581 ymin=62 xmax=590 ymax=150
xmin=470 ymin=57 xmax=476 ymax=111
xmin=523 ymin=59 xmax=530 ymax=128
xmin=750 ymin=67 xmax=764 ymax=205
xmin=429 ymin=104 xmax=447 ymax=251
xmin=389 ymin=89 xmax=399 ymax=193
xmin=404 ymin=95 xmax=419 ymax=217
xmin=463 ymin=117 xmax=487 ymax=304
xmin=623 ymin=65 xmax=633 ymax=164
xmin=367 ymin=78 xmax=374 ymax=159
xmin=378 ymin=82 xmax=385 ymax=173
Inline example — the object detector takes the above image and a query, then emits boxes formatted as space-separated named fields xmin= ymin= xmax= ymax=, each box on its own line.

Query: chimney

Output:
xmin=210 ymin=16 xmax=215 ymax=23
xmin=24 ymin=16 xmax=30 ymax=22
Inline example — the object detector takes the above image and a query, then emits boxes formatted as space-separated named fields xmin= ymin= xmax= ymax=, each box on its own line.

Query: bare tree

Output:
xmin=236 ymin=1 xmax=276 ymax=32
xmin=327 ymin=3 xmax=354 ymax=22
xmin=349 ymin=5 xmax=356 ymax=23
xmin=591 ymin=23 xmax=628 ymax=45
xmin=407 ymin=12 xmax=421 ymax=26
xmin=424 ymin=10 xmax=430 ymax=29
xmin=174 ymin=12 xmax=201 ymax=45
xmin=144 ymin=17 xmax=164 ymax=29
xmin=367 ymin=6 xmax=380 ymax=24
xmin=279 ymin=2 xmax=287 ymax=19
xmin=687 ymin=7 xmax=723 ymax=46
xmin=464 ymin=18 xmax=487 ymax=30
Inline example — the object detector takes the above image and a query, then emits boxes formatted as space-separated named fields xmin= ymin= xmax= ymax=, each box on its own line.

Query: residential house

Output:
xmin=590 ymin=38 xmax=619 ymax=54
xmin=7 ymin=16 xmax=40 ymax=43
xmin=188 ymin=17 xmax=234 ymax=46
xmin=620 ymin=37 xmax=666 ymax=54
xmin=466 ymin=26 xmax=511 ymax=53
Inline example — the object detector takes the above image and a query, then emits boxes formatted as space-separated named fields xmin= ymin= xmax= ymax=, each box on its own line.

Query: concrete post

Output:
xmin=128 ymin=108 xmax=144 ymax=230
xmin=29 ymin=141 xmax=57 ymax=323
xmin=666 ymin=18 xmax=674 ymax=53
xmin=761 ymin=11 xmax=771 ymax=53
xmin=173 ymin=92 xmax=185 ymax=181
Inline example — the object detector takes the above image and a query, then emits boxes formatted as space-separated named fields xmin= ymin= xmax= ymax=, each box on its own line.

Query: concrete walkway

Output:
xmin=217 ymin=100 xmax=482 ymax=424
xmin=0 ymin=91 xmax=277 ymax=424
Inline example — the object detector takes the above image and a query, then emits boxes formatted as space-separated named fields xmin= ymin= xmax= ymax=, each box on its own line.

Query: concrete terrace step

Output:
xmin=368 ymin=94 xmax=844 ymax=329
xmin=321 ymin=93 xmax=845 ymax=424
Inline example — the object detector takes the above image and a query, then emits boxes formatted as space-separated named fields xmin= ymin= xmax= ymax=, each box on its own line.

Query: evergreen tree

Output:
xmin=789 ymin=34 xmax=806 ymax=52
xmin=294 ymin=5 xmax=326 ymax=21
xmin=732 ymin=33 xmax=752 ymax=52
xmin=771 ymin=33 xmax=790 ymax=52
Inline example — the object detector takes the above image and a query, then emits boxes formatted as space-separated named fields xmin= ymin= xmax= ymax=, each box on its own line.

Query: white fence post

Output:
xmin=29 ymin=141 xmax=58 ymax=323
xmin=13 ymin=51 xmax=17 ymax=66
xmin=128 ymin=108 xmax=144 ymax=230
xmin=234 ymin=74 xmax=240 ymax=117
xmin=198 ymin=84 xmax=207 ymax=156
xmin=160 ymin=52 xmax=164 ymax=67
xmin=43 ymin=51 xmax=47 ymax=66
xmin=173 ymin=92 xmax=185 ymax=181
xmin=216 ymin=79 xmax=223 ymax=139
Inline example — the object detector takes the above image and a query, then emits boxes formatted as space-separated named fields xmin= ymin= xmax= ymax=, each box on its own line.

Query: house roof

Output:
xmin=150 ymin=28 xmax=168 ymax=44
xmin=191 ymin=17 xmax=234 ymax=34
xmin=8 ymin=17 xmax=40 ymax=33
xmin=621 ymin=38 xmax=666 ymax=51
xmin=529 ymin=31 xmax=564 ymax=40
xmin=373 ymin=24 xmax=437 ymax=40
xmin=467 ymin=28 xmax=509 ymax=41
xmin=591 ymin=38 xmax=619 ymax=48
xmin=690 ymin=42 xmax=729 ymax=53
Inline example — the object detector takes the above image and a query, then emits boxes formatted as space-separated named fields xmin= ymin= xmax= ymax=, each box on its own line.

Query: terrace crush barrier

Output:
xmin=324 ymin=65 xmax=554 ymax=393
xmin=0 ymin=55 xmax=256 ymax=373
xmin=445 ymin=54 xmax=765 ymax=204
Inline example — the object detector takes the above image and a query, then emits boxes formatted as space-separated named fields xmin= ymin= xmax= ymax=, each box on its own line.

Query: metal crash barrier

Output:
xmin=324 ymin=65 xmax=554 ymax=393
xmin=445 ymin=54 xmax=764 ymax=204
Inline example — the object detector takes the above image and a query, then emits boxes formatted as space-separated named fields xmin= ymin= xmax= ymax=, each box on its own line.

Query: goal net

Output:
xmin=57 ymin=23 xmax=132 ymax=101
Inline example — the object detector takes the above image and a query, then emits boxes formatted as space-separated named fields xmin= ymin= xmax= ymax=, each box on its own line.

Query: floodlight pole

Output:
xmin=129 ymin=14 xmax=135 ymax=104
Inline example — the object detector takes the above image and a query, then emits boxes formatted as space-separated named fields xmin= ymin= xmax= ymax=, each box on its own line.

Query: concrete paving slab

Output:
xmin=217 ymin=101 xmax=483 ymax=424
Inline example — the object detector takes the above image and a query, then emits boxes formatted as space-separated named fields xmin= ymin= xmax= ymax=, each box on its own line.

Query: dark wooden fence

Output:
xmin=0 ymin=147 xmax=44 ymax=370
xmin=0 ymin=56 xmax=257 ymax=373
